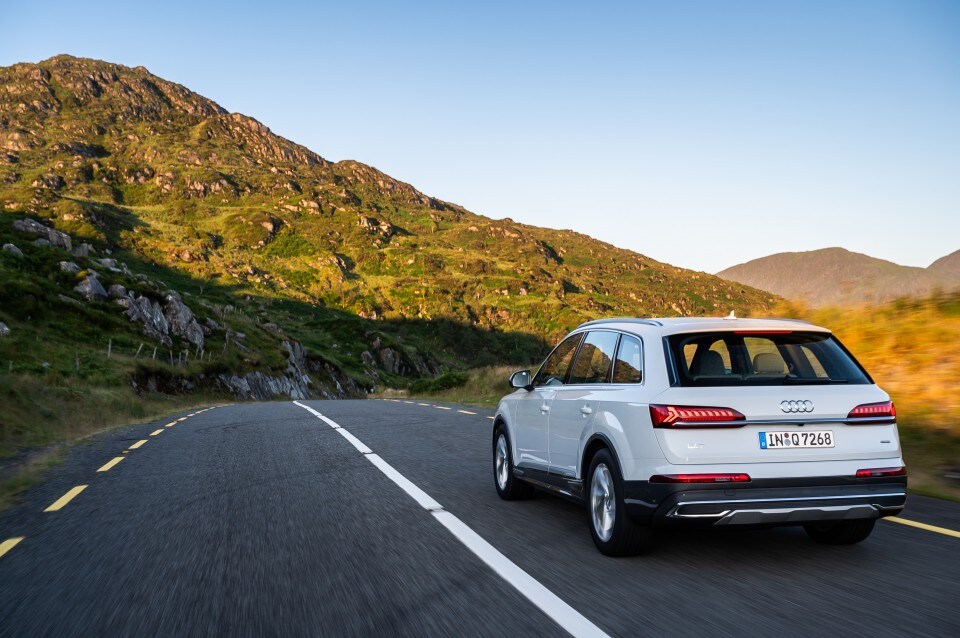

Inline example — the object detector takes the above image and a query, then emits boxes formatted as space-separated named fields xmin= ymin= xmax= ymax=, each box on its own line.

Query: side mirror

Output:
xmin=509 ymin=369 xmax=532 ymax=390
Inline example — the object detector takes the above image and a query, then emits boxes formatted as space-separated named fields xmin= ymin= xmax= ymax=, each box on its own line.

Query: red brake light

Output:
xmin=733 ymin=330 xmax=793 ymax=335
xmin=856 ymin=467 xmax=907 ymax=478
xmin=650 ymin=473 xmax=751 ymax=484
xmin=848 ymin=401 xmax=896 ymax=420
xmin=649 ymin=404 xmax=746 ymax=428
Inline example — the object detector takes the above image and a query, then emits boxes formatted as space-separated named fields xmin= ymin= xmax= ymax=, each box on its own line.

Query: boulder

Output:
xmin=74 ymin=275 xmax=108 ymax=301
xmin=0 ymin=322 xmax=9 ymax=337
xmin=107 ymin=284 xmax=128 ymax=299
xmin=2 ymin=243 xmax=23 ymax=257
xmin=59 ymin=261 xmax=81 ymax=274
xmin=72 ymin=243 xmax=94 ymax=258
xmin=12 ymin=218 xmax=72 ymax=251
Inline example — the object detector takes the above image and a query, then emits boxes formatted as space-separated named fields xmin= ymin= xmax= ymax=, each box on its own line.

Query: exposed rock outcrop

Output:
xmin=118 ymin=295 xmax=172 ymax=346
xmin=12 ymin=218 xmax=71 ymax=251
xmin=163 ymin=292 xmax=204 ymax=349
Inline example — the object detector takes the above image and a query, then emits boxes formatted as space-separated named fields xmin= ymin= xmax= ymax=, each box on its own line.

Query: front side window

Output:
xmin=533 ymin=333 xmax=584 ymax=387
xmin=612 ymin=334 xmax=643 ymax=384
xmin=667 ymin=331 xmax=871 ymax=386
xmin=568 ymin=331 xmax=620 ymax=384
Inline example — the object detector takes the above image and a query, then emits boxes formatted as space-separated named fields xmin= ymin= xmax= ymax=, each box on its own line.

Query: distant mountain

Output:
xmin=717 ymin=247 xmax=960 ymax=307
xmin=928 ymin=250 xmax=960 ymax=280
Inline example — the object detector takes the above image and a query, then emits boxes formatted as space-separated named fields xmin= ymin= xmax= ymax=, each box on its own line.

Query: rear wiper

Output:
xmin=782 ymin=376 xmax=848 ymax=384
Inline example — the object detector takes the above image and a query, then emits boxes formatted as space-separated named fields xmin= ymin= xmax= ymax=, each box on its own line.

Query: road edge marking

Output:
xmin=44 ymin=485 xmax=88 ymax=512
xmin=0 ymin=537 xmax=24 ymax=558
xmin=886 ymin=516 xmax=960 ymax=539
xmin=292 ymin=401 xmax=608 ymax=638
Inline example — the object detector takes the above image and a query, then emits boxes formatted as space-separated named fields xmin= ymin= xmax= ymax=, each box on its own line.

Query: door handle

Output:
xmin=581 ymin=405 xmax=593 ymax=416
xmin=540 ymin=403 xmax=550 ymax=413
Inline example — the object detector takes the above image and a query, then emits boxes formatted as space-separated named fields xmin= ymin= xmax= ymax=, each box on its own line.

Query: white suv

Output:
xmin=493 ymin=317 xmax=907 ymax=555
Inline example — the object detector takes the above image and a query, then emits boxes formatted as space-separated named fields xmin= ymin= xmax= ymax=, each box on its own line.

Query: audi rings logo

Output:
xmin=781 ymin=400 xmax=814 ymax=413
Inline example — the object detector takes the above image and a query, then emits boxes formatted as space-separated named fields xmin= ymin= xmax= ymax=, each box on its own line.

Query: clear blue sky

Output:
xmin=2 ymin=0 xmax=958 ymax=273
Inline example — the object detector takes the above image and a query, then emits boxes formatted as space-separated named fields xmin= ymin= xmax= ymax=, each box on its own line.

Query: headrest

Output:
xmin=753 ymin=352 xmax=785 ymax=375
xmin=697 ymin=350 xmax=726 ymax=376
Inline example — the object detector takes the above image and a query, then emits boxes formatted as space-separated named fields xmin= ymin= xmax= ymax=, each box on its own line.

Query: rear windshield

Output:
xmin=666 ymin=331 xmax=871 ymax=386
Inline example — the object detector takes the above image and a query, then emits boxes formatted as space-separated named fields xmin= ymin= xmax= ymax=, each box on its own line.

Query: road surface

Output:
xmin=0 ymin=400 xmax=958 ymax=637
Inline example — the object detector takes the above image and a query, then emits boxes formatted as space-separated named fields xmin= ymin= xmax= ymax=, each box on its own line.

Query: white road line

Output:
xmin=458 ymin=410 xmax=477 ymax=415
xmin=292 ymin=401 xmax=607 ymax=638
xmin=336 ymin=428 xmax=373 ymax=454
xmin=366 ymin=454 xmax=443 ymax=511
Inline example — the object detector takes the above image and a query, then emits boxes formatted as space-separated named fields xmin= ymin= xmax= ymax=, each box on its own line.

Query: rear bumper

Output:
xmin=623 ymin=476 xmax=907 ymax=527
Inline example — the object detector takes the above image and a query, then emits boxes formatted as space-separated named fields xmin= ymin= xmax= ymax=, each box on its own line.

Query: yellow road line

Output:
xmin=150 ymin=429 xmax=164 ymax=436
xmin=486 ymin=416 xmax=495 ymax=420
xmin=97 ymin=457 xmax=125 ymax=473
xmin=434 ymin=406 xmax=452 ymax=410
xmin=165 ymin=422 xmax=177 ymax=428
xmin=457 ymin=410 xmax=477 ymax=415
xmin=418 ymin=403 xmax=430 ymax=406
xmin=177 ymin=417 xmax=188 ymax=422
xmin=0 ymin=537 xmax=24 ymax=558
xmin=887 ymin=516 xmax=960 ymax=539
xmin=44 ymin=485 xmax=88 ymax=512
xmin=129 ymin=439 xmax=147 ymax=450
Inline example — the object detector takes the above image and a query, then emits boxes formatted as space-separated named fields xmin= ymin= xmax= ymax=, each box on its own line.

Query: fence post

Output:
xmin=107 ymin=338 xmax=112 ymax=358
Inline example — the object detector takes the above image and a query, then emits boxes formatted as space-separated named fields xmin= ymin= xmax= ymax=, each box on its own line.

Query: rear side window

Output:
xmin=533 ymin=333 xmax=584 ymax=387
xmin=612 ymin=335 xmax=643 ymax=384
xmin=667 ymin=331 xmax=871 ymax=386
xmin=568 ymin=331 xmax=620 ymax=384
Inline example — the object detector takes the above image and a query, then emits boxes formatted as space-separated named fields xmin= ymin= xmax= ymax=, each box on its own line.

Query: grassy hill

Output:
xmin=718 ymin=247 xmax=960 ymax=307
xmin=0 ymin=55 xmax=776 ymax=459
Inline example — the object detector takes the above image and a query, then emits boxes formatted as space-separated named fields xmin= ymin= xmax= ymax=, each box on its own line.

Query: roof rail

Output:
xmin=577 ymin=317 xmax=663 ymax=328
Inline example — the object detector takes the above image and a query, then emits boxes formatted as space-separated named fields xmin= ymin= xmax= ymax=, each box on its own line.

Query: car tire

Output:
xmin=804 ymin=519 xmax=876 ymax=545
xmin=586 ymin=448 xmax=654 ymax=556
xmin=493 ymin=426 xmax=535 ymax=500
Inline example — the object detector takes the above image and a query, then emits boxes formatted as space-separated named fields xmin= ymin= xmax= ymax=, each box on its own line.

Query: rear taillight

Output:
xmin=650 ymin=473 xmax=751 ymax=483
xmin=847 ymin=401 xmax=896 ymax=420
xmin=856 ymin=466 xmax=907 ymax=478
xmin=649 ymin=404 xmax=746 ymax=428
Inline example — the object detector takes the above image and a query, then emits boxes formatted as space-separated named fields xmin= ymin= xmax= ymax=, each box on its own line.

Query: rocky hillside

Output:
xmin=0 ymin=55 xmax=777 ymax=414
xmin=718 ymin=247 xmax=960 ymax=307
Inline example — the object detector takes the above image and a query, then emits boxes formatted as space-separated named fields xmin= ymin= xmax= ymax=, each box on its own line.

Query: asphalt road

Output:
xmin=0 ymin=399 xmax=958 ymax=637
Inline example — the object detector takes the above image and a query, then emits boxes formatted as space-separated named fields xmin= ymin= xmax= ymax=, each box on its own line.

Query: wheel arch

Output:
xmin=580 ymin=432 xmax=623 ymax=480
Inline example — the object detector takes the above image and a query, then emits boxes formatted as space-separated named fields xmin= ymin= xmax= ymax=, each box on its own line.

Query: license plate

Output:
xmin=759 ymin=431 xmax=834 ymax=449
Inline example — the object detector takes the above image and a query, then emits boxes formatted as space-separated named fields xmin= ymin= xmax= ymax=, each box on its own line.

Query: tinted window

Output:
xmin=568 ymin=331 xmax=620 ymax=384
xmin=612 ymin=335 xmax=643 ymax=384
xmin=533 ymin=333 xmax=584 ymax=387
xmin=667 ymin=331 xmax=870 ymax=386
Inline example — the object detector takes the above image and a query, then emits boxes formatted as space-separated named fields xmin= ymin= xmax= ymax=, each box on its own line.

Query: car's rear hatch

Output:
xmin=653 ymin=329 xmax=901 ymax=465
xmin=651 ymin=385 xmax=901 ymax=464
